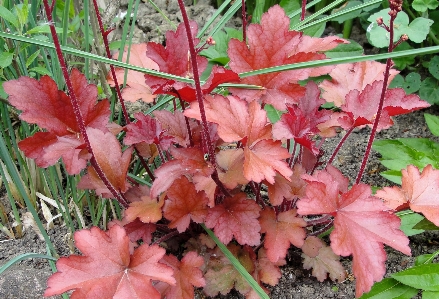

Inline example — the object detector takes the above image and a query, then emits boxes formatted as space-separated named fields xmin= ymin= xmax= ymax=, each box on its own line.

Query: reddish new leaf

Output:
xmin=204 ymin=244 xmax=256 ymax=297
xmin=185 ymin=95 xmax=292 ymax=183
xmin=302 ymin=236 xmax=346 ymax=282
xmin=260 ymin=208 xmax=306 ymax=263
xmin=376 ymin=164 xmax=439 ymax=226
xmin=266 ymin=164 xmax=307 ymax=206
xmin=341 ymin=80 xmax=430 ymax=131
xmin=319 ymin=60 xmax=399 ymax=106
xmin=4 ymin=69 xmax=110 ymax=174
xmin=125 ymin=195 xmax=164 ymax=224
xmin=205 ymin=193 xmax=261 ymax=246
xmin=163 ymin=177 xmax=208 ymax=232
xmin=153 ymin=110 xmax=192 ymax=147
xmin=150 ymin=147 xmax=214 ymax=198
xmin=272 ymin=81 xmax=332 ymax=154
xmin=107 ymin=43 xmax=159 ymax=103
xmin=44 ymin=225 xmax=175 ymax=299
xmin=228 ymin=5 xmax=345 ymax=110
xmin=297 ymin=167 xmax=411 ymax=297
xmin=216 ymin=148 xmax=249 ymax=189
xmin=257 ymin=248 xmax=286 ymax=286
xmin=157 ymin=252 xmax=205 ymax=299
xmin=78 ymin=128 xmax=132 ymax=195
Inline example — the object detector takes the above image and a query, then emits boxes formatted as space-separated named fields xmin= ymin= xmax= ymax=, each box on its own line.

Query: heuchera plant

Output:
xmin=4 ymin=0 xmax=439 ymax=298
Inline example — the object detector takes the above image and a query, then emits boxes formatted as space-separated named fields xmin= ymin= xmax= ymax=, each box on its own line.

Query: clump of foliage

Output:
xmin=2 ymin=0 xmax=439 ymax=298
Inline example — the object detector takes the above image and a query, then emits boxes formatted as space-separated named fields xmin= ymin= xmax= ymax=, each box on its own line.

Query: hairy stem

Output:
xmin=242 ymin=0 xmax=247 ymax=42
xmin=42 ymin=0 xmax=128 ymax=207
xmin=92 ymin=0 xmax=155 ymax=181
xmin=177 ymin=0 xmax=231 ymax=198
xmin=356 ymin=12 xmax=396 ymax=184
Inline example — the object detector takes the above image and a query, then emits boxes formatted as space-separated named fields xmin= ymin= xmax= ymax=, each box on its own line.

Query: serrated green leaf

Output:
xmin=359 ymin=277 xmax=419 ymax=299
xmin=424 ymin=113 xmax=439 ymax=136
xmin=415 ymin=249 xmax=439 ymax=266
xmin=428 ymin=56 xmax=439 ymax=80
xmin=412 ymin=0 xmax=439 ymax=12
xmin=0 ymin=5 xmax=19 ymax=28
xmin=392 ymin=264 xmax=439 ymax=291
xmin=399 ymin=212 xmax=425 ymax=236
xmin=325 ymin=40 xmax=364 ymax=58
xmin=419 ymin=78 xmax=439 ymax=105
xmin=423 ymin=290 xmax=439 ymax=299
xmin=413 ymin=218 xmax=439 ymax=231
xmin=0 ymin=52 xmax=14 ymax=68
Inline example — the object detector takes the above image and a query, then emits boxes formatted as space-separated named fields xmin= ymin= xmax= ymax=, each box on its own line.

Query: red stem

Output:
xmin=326 ymin=127 xmax=354 ymax=166
xmin=301 ymin=0 xmax=307 ymax=21
xmin=91 ymin=0 xmax=155 ymax=182
xmin=355 ymin=15 xmax=396 ymax=184
xmin=241 ymin=0 xmax=247 ymax=42
xmin=176 ymin=0 xmax=231 ymax=198
xmin=42 ymin=0 xmax=128 ymax=207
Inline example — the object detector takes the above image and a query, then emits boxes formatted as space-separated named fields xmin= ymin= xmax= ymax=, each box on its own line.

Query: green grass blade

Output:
xmin=0 ymin=253 xmax=57 ymax=275
xmin=206 ymin=0 xmax=241 ymax=40
xmin=201 ymin=224 xmax=269 ymax=299
xmin=197 ymin=0 xmax=232 ymax=38
xmin=291 ymin=0 xmax=347 ymax=30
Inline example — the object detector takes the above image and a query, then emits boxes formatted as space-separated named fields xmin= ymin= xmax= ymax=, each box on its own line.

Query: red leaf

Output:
xmin=144 ymin=22 xmax=240 ymax=102
xmin=228 ymin=5 xmax=345 ymax=110
xmin=4 ymin=69 xmax=110 ymax=174
xmin=297 ymin=167 xmax=411 ymax=297
xmin=205 ymin=193 xmax=261 ymax=246
xmin=107 ymin=43 xmax=159 ymax=103
xmin=163 ymin=177 xmax=208 ymax=232
xmin=216 ymin=148 xmax=249 ymax=189
xmin=123 ymin=219 xmax=156 ymax=244
xmin=302 ymin=236 xmax=346 ymax=282
xmin=150 ymin=147 xmax=214 ymax=198
xmin=158 ymin=252 xmax=205 ymax=299
xmin=153 ymin=110 xmax=192 ymax=147
xmin=272 ymin=81 xmax=332 ymax=154
xmin=259 ymin=208 xmax=306 ymax=263
xmin=376 ymin=165 xmax=439 ymax=226
xmin=185 ymin=95 xmax=292 ymax=183
xmin=319 ymin=60 xmax=399 ymax=106
xmin=88 ymin=128 xmax=132 ymax=192
xmin=266 ymin=164 xmax=307 ymax=206
xmin=44 ymin=225 xmax=175 ymax=299
xmin=257 ymin=248 xmax=286 ymax=286
xmin=342 ymin=81 xmax=430 ymax=131
xmin=125 ymin=195 xmax=164 ymax=224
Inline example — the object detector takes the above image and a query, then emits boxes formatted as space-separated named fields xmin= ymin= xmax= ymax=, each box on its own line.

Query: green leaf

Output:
xmin=280 ymin=0 xmax=301 ymax=15
xmin=199 ymin=27 xmax=242 ymax=65
xmin=423 ymin=291 xmax=439 ymax=299
xmin=367 ymin=9 xmax=433 ymax=47
xmin=392 ymin=264 xmax=439 ymax=291
xmin=0 ymin=52 xmax=14 ymax=68
xmin=15 ymin=1 xmax=29 ymax=30
xmin=264 ymin=104 xmax=285 ymax=123
xmin=359 ymin=277 xmax=419 ymax=299
xmin=25 ymin=25 xmax=68 ymax=35
xmin=25 ymin=50 xmax=40 ymax=68
xmin=428 ymin=56 xmax=439 ymax=80
xmin=28 ymin=67 xmax=52 ymax=76
xmin=392 ymin=43 xmax=415 ymax=70
xmin=0 ymin=5 xmax=19 ymax=28
xmin=399 ymin=212 xmax=425 ymax=236
xmin=331 ymin=1 xmax=363 ymax=23
xmin=412 ymin=0 xmax=439 ymax=12
xmin=424 ymin=113 xmax=439 ymax=136
xmin=402 ymin=72 xmax=421 ymax=94
xmin=415 ymin=249 xmax=439 ymax=266
xmin=413 ymin=218 xmax=439 ymax=230
xmin=419 ymin=78 xmax=439 ymax=105
xmin=0 ymin=253 xmax=57 ymax=275
xmin=324 ymin=40 xmax=364 ymax=58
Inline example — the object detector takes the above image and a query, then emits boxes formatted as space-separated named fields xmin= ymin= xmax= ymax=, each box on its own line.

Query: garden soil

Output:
xmin=1 ymin=0 xmax=439 ymax=298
